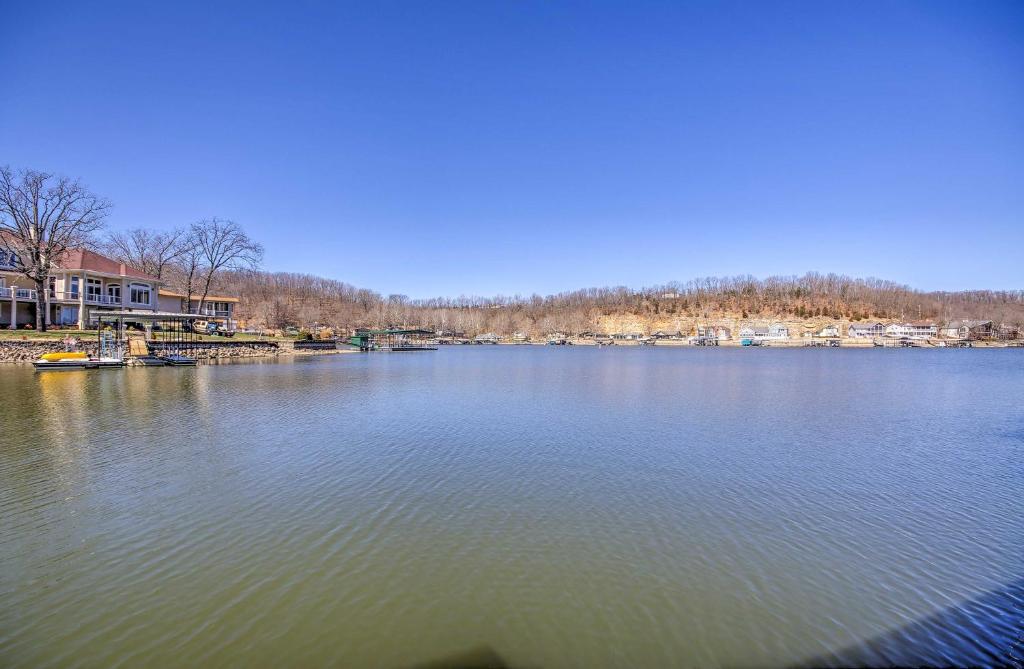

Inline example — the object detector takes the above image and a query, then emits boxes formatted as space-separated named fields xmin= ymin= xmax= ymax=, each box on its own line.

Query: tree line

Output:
xmin=3 ymin=166 xmax=1021 ymax=334
xmin=213 ymin=271 xmax=1024 ymax=336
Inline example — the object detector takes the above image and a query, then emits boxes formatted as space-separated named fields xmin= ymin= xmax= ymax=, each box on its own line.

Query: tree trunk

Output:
xmin=35 ymin=277 xmax=47 ymax=331
xmin=198 ymin=271 xmax=215 ymax=316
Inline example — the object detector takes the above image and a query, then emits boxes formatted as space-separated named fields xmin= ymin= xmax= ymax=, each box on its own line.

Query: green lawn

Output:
xmin=0 ymin=329 xmax=94 ymax=340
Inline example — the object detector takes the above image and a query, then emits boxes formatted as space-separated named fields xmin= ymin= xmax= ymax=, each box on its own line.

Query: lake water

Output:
xmin=1 ymin=348 xmax=1022 ymax=668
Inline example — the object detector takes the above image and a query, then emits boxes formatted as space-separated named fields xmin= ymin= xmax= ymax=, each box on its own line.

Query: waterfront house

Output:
xmin=997 ymin=323 xmax=1020 ymax=340
xmin=652 ymin=330 xmax=683 ymax=340
xmin=158 ymin=289 xmax=239 ymax=327
xmin=848 ymin=322 xmax=885 ymax=338
xmin=940 ymin=320 xmax=993 ymax=340
xmin=816 ymin=324 xmax=840 ymax=338
xmin=1 ymin=247 xmax=159 ymax=329
xmin=886 ymin=321 xmax=938 ymax=339
xmin=474 ymin=332 xmax=500 ymax=344
xmin=611 ymin=332 xmax=644 ymax=341
xmin=737 ymin=324 xmax=789 ymax=341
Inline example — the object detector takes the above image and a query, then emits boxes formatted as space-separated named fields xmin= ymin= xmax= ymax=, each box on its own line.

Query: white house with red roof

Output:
xmin=1 ymin=247 xmax=160 ymax=329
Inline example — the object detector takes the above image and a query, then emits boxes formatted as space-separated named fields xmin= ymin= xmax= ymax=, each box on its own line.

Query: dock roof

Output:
xmin=354 ymin=328 xmax=435 ymax=335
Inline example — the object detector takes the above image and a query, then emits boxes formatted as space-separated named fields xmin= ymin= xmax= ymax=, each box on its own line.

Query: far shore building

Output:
xmin=738 ymin=324 xmax=789 ymax=341
xmin=940 ymin=319 xmax=993 ymax=341
xmin=848 ymin=322 xmax=885 ymax=338
xmin=997 ymin=323 xmax=1020 ymax=340
xmin=2 ymin=247 xmax=159 ymax=329
xmin=816 ymin=324 xmax=841 ymax=338
xmin=716 ymin=326 xmax=732 ymax=341
xmin=886 ymin=322 xmax=938 ymax=339
xmin=652 ymin=330 xmax=683 ymax=340
xmin=157 ymin=289 xmax=239 ymax=327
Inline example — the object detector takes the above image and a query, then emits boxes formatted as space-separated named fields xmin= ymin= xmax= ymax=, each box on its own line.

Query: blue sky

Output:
xmin=1 ymin=1 xmax=1022 ymax=297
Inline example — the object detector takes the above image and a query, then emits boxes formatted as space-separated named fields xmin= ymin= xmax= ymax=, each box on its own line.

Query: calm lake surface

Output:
xmin=1 ymin=348 xmax=1022 ymax=668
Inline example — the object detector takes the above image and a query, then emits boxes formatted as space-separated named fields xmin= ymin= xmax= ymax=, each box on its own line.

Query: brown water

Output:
xmin=1 ymin=348 xmax=1022 ymax=667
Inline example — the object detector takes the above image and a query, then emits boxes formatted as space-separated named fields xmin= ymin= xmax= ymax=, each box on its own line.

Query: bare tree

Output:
xmin=173 ymin=232 xmax=204 ymax=313
xmin=192 ymin=218 xmax=263 ymax=313
xmin=103 ymin=227 xmax=187 ymax=280
xmin=0 ymin=167 xmax=110 ymax=330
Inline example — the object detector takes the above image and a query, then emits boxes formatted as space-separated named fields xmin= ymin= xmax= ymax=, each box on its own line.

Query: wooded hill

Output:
xmin=213 ymin=271 xmax=1024 ymax=336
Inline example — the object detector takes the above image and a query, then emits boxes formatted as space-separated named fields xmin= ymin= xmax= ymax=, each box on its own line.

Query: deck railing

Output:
xmin=85 ymin=294 xmax=122 ymax=305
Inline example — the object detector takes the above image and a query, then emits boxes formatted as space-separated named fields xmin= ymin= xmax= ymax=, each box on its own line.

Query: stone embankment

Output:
xmin=150 ymin=341 xmax=283 ymax=360
xmin=0 ymin=340 xmax=101 ymax=362
xmin=0 ymin=340 xmax=284 ymax=363
xmin=0 ymin=339 xmax=362 ymax=363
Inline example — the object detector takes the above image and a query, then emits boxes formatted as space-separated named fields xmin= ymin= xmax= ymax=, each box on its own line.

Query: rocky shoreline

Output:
xmin=0 ymin=340 xmax=294 ymax=363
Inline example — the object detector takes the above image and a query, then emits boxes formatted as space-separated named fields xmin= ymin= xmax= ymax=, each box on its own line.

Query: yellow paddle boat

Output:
xmin=39 ymin=352 xmax=88 ymax=362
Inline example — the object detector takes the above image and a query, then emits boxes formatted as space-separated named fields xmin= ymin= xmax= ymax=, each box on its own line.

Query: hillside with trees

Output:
xmin=84 ymin=210 xmax=1022 ymax=336
xmin=211 ymin=270 xmax=1024 ymax=336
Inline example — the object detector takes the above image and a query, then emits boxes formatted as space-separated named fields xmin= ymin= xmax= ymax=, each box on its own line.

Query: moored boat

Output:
xmin=39 ymin=351 xmax=88 ymax=362
xmin=33 ymin=357 xmax=126 ymax=371
xmin=160 ymin=354 xmax=198 ymax=366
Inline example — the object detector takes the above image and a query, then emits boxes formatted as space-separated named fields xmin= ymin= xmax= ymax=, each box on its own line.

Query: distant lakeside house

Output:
xmin=651 ymin=330 xmax=684 ymax=340
xmin=940 ymin=320 xmax=993 ymax=340
xmin=885 ymin=322 xmax=938 ymax=339
xmin=847 ymin=322 xmax=885 ymax=338
xmin=473 ymin=332 xmax=500 ymax=344
xmin=816 ymin=324 xmax=840 ymax=338
xmin=738 ymin=324 xmax=789 ymax=341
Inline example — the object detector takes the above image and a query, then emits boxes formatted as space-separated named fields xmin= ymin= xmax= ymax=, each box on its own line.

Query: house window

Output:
xmin=70 ymin=276 xmax=80 ymax=298
xmin=107 ymin=284 xmax=121 ymax=302
xmin=86 ymin=278 xmax=102 ymax=299
xmin=58 ymin=306 xmax=79 ymax=325
xmin=0 ymin=249 xmax=19 ymax=268
xmin=130 ymin=284 xmax=151 ymax=305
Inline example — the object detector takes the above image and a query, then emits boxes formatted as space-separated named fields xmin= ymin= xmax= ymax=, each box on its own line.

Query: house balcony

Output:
xmin=199 ymin=309 xmax=232 ymax=317
xmin=46 ymin=291 xmax=154 ymax=307
xmin=1 ymin=287 xmax=38 ymax=300
xmin=85 ymin=294 xmax=122 ymax=306
xmin=48 ymin=290 xmax=79 ymax=302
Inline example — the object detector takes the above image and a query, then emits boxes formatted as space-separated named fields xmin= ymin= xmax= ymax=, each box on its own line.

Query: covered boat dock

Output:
xmin=348 ymin=329 xmax=437 ymax=351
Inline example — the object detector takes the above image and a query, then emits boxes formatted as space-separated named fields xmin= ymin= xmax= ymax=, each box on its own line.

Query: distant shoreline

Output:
xmin=2 ymin=336 xmax=1021 ymax=364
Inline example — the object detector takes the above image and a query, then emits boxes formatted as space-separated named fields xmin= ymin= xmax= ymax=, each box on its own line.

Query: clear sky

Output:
xmin=1 ymin=1 xmax=1022 ymax=297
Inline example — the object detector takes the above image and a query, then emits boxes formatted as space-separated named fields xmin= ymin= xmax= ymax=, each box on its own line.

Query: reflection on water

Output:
xmin=1 ymin=348 xmax=1022 ymax=667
